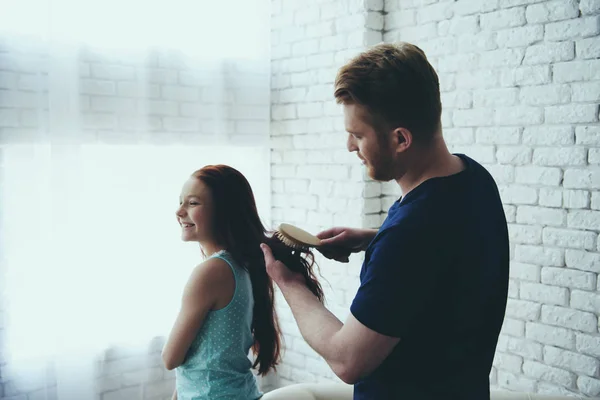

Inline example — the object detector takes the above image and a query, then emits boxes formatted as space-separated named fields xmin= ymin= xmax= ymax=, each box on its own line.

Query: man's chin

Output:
xmin=366 ymin=166 xmax=378 ymax=181
xmin=367 ymin=167 xmax=394 ymax=182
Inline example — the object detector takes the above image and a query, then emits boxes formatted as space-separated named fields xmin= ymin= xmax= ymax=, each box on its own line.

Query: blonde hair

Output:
xmin=334 ymin=42 xmax=442 ymax=141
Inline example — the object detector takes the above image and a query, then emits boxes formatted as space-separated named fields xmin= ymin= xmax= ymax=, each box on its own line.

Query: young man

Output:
xmin=261 ymin=42 xmax=509 ymax=400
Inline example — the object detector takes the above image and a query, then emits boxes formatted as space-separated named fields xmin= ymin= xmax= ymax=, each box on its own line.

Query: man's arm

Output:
xmin=262 ymin=244 xmax=399 ymax=383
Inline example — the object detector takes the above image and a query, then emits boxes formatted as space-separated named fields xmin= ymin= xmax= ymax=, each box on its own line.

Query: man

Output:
xmin=261 ymin=42 xmax=509 ymax=400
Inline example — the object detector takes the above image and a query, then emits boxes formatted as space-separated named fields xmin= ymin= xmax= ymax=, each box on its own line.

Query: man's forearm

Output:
xmin=277 ymin=279 xmax=346 ymax=370
xmin=362 ymin=229 xmax=378 ymax=250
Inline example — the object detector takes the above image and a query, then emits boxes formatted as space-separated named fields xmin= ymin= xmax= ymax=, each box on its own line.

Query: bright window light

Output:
xmin=2 ymin=144 xmax=271 ymax=361
xmin=0 ymin=0 xmax=270 ymax=59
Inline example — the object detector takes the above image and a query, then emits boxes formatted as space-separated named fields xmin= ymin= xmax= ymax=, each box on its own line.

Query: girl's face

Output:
xmin=175 ymin=177 xmax=215 ymax=243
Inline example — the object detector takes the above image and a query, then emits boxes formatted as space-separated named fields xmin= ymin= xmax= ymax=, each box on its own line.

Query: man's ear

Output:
xmin=393 ymin=127 xmax=412 ymax=153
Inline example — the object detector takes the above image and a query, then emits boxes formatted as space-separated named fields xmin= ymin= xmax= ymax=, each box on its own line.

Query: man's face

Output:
xmin=344 ymin=103 xmax=396 ymax=182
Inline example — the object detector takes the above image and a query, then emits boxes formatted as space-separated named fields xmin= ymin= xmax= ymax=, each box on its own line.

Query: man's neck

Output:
xmin=396 ymin=134 xmax=464 ymax=197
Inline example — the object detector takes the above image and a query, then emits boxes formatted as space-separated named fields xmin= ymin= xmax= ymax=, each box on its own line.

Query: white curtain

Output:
xmin=0 ymin=1 xmax=271 ymax=398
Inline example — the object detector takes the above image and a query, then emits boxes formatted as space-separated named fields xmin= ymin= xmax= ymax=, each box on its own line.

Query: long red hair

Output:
xmin=192 ymin=164 xmax=324 ymax=376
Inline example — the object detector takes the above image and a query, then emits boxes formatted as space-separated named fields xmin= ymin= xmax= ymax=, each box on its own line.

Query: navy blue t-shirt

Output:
xmin=350 ymin=154 xmax=509 ymax=400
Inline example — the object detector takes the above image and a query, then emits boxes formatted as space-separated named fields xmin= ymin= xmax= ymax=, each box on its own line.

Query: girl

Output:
xmin=162 ymin=164 xmax=324 ymax=400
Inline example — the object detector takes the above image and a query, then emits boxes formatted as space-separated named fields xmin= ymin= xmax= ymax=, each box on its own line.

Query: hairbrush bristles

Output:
xmin=275 ymin=223 xmax=322 ymax=249
xmin=275 ymin=229 xmax=308 ymax=250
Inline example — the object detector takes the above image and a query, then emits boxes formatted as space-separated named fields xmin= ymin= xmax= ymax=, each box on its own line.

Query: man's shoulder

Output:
xmin=457 ymin=153 xmax=500 ymax=191
xmin=368 ymin=213 xmax=436 ymax=258
xmin=379 ymin=198 xmax=442 ymax=236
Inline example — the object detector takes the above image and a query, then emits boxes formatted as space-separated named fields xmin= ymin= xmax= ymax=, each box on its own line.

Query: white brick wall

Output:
xmin=1 ymin=43 xmax=268 ymax=147
xmin=271 ymin=0 xmax=600 ymax=397
xmin=383 ymin=0 xmax=599 ymax=396
xmin=270 ymin=0 xmax=385 ymax=388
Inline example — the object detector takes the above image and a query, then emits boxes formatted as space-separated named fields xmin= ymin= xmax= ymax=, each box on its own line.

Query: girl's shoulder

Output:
xmin=188 ymin=255 xmax=234 ymax=290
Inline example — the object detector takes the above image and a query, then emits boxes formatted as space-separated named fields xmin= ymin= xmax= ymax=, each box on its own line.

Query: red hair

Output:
xmin=192 ymin=164 xmax=324 ymax=376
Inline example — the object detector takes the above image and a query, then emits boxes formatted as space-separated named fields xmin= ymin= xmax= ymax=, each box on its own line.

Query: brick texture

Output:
xmin=269 ymin=0 xmax=385 ymax=388
xmin=383 ymin=2 xmax=599 ymax=396
xmin=270 ymin=0 xmax=600 ymax=396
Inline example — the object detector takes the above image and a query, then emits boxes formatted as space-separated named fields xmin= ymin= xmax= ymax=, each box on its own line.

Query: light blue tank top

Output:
xmin=176 ymin=250 xmax=262 ymax=400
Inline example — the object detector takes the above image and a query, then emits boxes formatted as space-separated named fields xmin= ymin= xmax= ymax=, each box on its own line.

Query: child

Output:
xmin=162 ymin=164 xmax=323 ymax=400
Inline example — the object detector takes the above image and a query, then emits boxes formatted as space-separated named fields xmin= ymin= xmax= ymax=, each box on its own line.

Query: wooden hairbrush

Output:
xmin=274 ymin=223 xmax=322 ymax=249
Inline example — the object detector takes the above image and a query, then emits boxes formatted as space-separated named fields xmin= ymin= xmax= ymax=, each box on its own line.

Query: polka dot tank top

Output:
xmin=176 ymin=250 xmax=262 ymax=400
